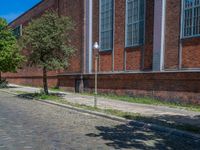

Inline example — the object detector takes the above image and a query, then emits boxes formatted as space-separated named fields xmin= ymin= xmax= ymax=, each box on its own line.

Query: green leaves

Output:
xmin=21 ymin=10 xmax=75 ymax=70
xmin=0 ymin=18 xmax=24 ymax=73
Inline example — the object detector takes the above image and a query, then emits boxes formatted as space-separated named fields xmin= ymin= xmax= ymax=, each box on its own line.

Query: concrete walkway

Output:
xmin=3 ymin=84 xmax=200 ymax=127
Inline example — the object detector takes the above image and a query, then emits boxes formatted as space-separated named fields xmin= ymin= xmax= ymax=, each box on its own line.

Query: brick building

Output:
xmin=3 ymin=0 xmax=200 ymax=104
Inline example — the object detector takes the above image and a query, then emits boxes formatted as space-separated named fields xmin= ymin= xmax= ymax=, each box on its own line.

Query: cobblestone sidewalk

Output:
xmin=4 ymin=84 xmax=200 ymax=128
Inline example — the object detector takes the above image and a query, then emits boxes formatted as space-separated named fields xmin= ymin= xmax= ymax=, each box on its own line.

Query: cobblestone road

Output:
xmin=0 ymin=92 xmax=199 ymax=150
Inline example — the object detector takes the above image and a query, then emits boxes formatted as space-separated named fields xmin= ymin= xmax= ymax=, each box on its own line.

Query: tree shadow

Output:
xmin=87 ymin=120 xmax=200 ymax=150
xmin=123 ymin=114 xmax=200 ymax=134
xmin=16 ymin=92 xmax=66 ymax=100
xmin=3 ymin=85 xmax=19 ymax=89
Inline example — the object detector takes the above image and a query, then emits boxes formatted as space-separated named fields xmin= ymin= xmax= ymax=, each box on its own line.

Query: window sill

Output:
xmin=99 ymin=49 xmax=113 ymax=53
xmin=125 ymin=45 xmax=143 ymax=51
xmin=181 ymin=35 xmax=200 ymax=40
xmin=181 ymin=36 xmax=200 ymax=46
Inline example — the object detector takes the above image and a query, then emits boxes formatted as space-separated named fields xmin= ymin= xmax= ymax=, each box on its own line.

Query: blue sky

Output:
xmin=0 ymin=0 xmax=41 ymax=23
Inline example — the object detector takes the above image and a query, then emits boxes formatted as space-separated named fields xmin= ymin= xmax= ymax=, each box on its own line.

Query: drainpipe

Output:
xmin=57 ymin=0 xmax=60 ymax=16
xmin=85 ymin=0 xmax=93 ymax=74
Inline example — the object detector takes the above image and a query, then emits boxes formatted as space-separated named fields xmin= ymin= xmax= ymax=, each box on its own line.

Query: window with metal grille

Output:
xmin=182 ymin=0 xmax=200 ymax=38
xmin=125 ymin=0 xmax=145 ymax=47
xmin=13 ymin=25 xmax=22 ymax=38
xmin=99 ymin=0 xmax=114 ymax=51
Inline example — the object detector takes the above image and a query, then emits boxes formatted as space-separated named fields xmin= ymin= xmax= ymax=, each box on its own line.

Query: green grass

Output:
xmin=82 ymin=92 xmax=200 ymax=112
xmin=35 ymin=93 xmax=61 ymax=101
xmin=14 ymin=90 xmax=28 ymax=95
xmin=16 ymin=91 xmax=200 ymax=134
xmin=50 ymin=87 xmax=65 ymax=92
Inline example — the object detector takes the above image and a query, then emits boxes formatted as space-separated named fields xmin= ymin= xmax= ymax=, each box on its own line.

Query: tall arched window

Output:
xmin=13 ymin=25 xmax=22 ymax=38
xmin=182 ymin=0 xmax=200 ymax=37
xmin=99 ymin=0 xmax=114 ymax=51
xmin=125 ymin=0 xmax=145 ymax=47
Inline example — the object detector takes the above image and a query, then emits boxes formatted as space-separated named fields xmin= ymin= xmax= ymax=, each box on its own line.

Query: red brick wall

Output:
xmin=59 ymin=0 xmax=84 ymax=73
xmin=4 ymin=0 xmax=200 ymax=105
xmin=5 ymin=76 xmax=58 ymax=88
xmin=114 ymin=0 xmax=125 ymax=71
xmin=99 ymin=52 xmax=113 ymax=72
xmin=3 ymin=67 xmax=58 ymax=77
xmin=126 ymin=47 xmax=141 ymax=71
xmin=2 ymin=67 xmax=59 ymax=88
xmin=164 ymin=0 xmax=181 ymax=70
xmin=92 ymin=0 xmax=113 ymax=72
xmin=4 ymin=0 xmax=58 ymax=80
xmin=5 ymin=0 xmax=84 ymax=81
xmin=58 ymin=72 xmax=200 ymax=104
xmin=164 ymin=0 xmax=200 ymax=70
xmin=143 ymin=0 xmax=154 ymax=70
xmin=9 ymin=0 xmax=155 ymax=75
xmin=182 ymin=37 xmax=200 ymax=69
xmin=92 ymin=0 xmax=154 ymax=72
xmin=125 ymin=0 xmax=154 ymax=71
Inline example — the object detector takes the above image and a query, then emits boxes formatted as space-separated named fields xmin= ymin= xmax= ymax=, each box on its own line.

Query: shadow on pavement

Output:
xmin=87 ymin=121 xmax=200 ymax=150
xmin=0 ymin=85 xmax=20 ymax=89
xmin=122 ymin=114 xmax=200 ymax=133
xmin=15 ymin=92 xmax=66 ymax=101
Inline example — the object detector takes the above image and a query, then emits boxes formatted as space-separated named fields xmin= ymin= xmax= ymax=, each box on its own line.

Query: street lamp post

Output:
xmin=93 ymin=42 xmax=99 ymax=108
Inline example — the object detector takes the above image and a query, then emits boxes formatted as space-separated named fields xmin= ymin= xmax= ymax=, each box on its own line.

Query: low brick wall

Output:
xmin=4 ymin=76 xmax=58 ymax=88
xmin=58 ymin=72 xmax=200 ymax=104
xmin=3 ymin=72 xmax=200 ymax=104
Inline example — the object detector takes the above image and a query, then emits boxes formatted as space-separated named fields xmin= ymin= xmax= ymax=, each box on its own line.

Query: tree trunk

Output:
xmin=43 ymin=66 xmax=49 ymax=95
xmin=0 ymin=72 xmax=1 ymax=82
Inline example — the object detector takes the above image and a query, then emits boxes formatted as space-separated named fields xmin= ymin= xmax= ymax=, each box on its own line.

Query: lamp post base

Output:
xmin=94 ymin=94 xmax=97 ymax=108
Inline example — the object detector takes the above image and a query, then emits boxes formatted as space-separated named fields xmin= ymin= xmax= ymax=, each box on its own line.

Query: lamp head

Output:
xmin=93 ymin=42 xmax=99 ymax=50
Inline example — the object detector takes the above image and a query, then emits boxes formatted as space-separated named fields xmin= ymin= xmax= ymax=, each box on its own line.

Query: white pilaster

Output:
xmin=153 ymin=0 xmax=166 ymax=71
xmin=85 ymin=0 xmax=93 ymax=73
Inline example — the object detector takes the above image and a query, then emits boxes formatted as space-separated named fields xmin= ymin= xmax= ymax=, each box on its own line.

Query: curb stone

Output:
xmin=0 ymin=89 xmax=200 ymax=142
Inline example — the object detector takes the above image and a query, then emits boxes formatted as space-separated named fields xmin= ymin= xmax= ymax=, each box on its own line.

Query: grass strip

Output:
xmin=82 ymin=92 xmax=200 ymax=112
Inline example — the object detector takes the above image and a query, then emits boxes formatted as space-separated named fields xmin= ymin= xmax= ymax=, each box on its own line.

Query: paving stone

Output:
xmin=0 ymin=91 xmax=199 ymax=149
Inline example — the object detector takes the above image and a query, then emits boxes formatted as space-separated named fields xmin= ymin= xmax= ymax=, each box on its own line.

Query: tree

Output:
xmin=21 ymin=11 xmax=75 ymax=95
xmin=0 ymin=18 xmax=23 ymax=82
